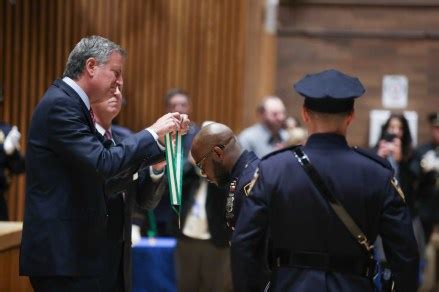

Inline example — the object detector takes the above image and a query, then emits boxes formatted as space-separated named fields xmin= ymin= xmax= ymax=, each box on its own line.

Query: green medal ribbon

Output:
xmin=165 ymin=132 xmax=184 ymax=226
xmin=146 ymin=210 xmax=157 ymax=238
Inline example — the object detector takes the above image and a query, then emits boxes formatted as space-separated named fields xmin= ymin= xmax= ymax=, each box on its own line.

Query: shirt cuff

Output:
xmin=145 ymin=128 xmax=165 ymax=151
xmin=149 ymin=166 xmax=164 ymax=182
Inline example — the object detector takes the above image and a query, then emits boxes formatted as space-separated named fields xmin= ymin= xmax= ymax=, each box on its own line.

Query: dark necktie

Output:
xmin=104 ymin=129 xmax=113 ymax=141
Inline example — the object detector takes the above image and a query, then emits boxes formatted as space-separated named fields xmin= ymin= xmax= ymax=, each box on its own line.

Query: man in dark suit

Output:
xmin=91 ymin=86 xmax=166 ymax=292
xmin=231 ymin=69 xmax=419 ymax=292
xmin=20 ymin=35 xmax=189 ymax=292
xmin=0 ymin=121 xmax=25 ymax=220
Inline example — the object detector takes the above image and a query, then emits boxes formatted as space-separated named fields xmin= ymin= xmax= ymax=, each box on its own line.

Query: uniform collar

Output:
xmin=305 ymin=133 xmax=349 ymax=150
xmin=230 ymin=150 xmax=258 ymax=179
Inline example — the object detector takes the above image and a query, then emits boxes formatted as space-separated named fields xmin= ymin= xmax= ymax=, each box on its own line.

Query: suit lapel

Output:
xmin=53 ymin=79 xmax=96 ymax=130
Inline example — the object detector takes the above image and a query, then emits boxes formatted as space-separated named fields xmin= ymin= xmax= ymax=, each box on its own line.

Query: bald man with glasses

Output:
xmin=191 ymin=123 xmax=260 ymax=232
xmin=191 ymin=123 xmax=268 ymax=289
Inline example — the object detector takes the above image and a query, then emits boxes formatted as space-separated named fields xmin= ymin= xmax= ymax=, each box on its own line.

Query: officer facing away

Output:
xmin=231 ymin=69 xmax=419 ymax=292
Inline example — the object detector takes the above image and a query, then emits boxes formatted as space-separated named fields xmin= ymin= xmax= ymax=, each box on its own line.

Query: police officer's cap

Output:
xmin=428 ymin=112 xmax=439 ymax=127
xmin=294 ymin=69 xmax=365 ymax=113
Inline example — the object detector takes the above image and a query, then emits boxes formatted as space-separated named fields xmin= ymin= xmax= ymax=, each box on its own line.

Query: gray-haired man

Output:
xmin=20 ymin=35 xmax=190 ymax=292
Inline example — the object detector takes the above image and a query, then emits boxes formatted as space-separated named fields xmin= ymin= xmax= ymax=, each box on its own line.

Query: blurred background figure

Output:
xmin=239 ymin=96 xmax=288 ymax=158
xmin=284 ymin=116 xmax=308 ymax=146
xmin=140 ymin=88 xmax=200 ymax=237
xmin=374 ymin=113 xmax=425 ymax=287
xmin=92 ymin=86 xmax=166 ymax=292
xmin=411 ymin=113 xmax=439 ymax=290
xmin=376 ymin=114 xmax=416 ymax=213
xmin=139 ymin=89 xmax=231 ymax=292
xmin=412 ymin=113 xmax=439 ymax=242
xmin=286 ymin=127 xmax=308 ymax=146
xmin=0 ymin=93 xmax=25 ymax=221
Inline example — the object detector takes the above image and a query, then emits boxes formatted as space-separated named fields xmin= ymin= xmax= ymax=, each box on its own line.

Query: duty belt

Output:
xmin=272 ymin=249 xmax=375 ymax=279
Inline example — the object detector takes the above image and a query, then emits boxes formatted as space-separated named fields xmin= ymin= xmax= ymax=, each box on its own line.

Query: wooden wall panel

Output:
xmin=277 ymin=2 xmax=439 ymax=147
xmin=1 ymin=0 xmax=275 ymax=221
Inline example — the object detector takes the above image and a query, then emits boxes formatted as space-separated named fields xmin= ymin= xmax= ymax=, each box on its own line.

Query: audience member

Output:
xmin=239 ymin=96 xmax=288 ymax=158
xmin=412 ymin=112 xmax=439 ymax=241
xmin=146 ymin=88 xmax=200 ymax=237
xmin=0 ymin=118 xmax=25 ymax=220
xmin=373 ymin=114 xmax=424 ymax=287
xmin=92 ymin=86 xmax=165 ymax=291
xmin=156 ymin=89 xmax=231 ymax=292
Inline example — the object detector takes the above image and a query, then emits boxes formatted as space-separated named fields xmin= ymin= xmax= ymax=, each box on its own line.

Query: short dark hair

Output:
xmin=164 ymin=88 xmax=190 ymax=106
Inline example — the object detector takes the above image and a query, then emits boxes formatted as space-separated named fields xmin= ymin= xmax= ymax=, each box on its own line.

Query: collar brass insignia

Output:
xmin=391 ymin=177 xmax=406 ymax=203
xmin=0 ymin=131 xmax=4 ymax=144
xmin=244 ymin=168 xmax=259 ymax=196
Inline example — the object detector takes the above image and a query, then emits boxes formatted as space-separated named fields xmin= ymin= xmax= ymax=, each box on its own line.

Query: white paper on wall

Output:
xmin=382 ymin=75 xmax=408 ymax=109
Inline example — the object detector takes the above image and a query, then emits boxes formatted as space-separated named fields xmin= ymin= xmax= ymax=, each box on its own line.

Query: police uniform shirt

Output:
xmin=226 ymin=150 xmax=259 ymax=230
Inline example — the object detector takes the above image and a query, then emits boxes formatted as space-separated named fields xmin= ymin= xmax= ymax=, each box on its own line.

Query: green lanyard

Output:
xmin=164 ymin=132 xmax=184 ymax=225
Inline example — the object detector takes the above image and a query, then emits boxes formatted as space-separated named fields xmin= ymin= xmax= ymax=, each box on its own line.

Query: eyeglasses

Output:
xmin=195 ymin=136 xmax=235 ymax=174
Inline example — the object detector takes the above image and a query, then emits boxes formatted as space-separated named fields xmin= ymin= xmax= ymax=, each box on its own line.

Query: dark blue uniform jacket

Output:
xmin=228 ymin=150 xmax=260 ymax=229
xmin=231 ymin=133 xmax=419 ymax=292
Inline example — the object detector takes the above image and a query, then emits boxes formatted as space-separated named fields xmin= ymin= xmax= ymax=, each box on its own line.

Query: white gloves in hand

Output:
xmin=3 ymin=126 xmax=21 ymax=155
xmin=131 ymin=224 xmax=142 ymax=246
xmin=421 ymin=150 xmax=439 ymax=173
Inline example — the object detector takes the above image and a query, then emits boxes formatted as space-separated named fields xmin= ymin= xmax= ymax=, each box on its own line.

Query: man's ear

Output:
xmin=301 ymin=106 xmax=310 ymax=123
xmin=85 ymin=57 xmax=98 ymax=77
xmin=212 ymin=145 xmax=224 ymax=160
xmin=346 ymin=110 xmax=355 ymax=126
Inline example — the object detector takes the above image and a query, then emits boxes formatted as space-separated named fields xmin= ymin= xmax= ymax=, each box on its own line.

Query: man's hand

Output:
xmin=149 ymin=112 xmax=191 ymax=145
xmin=4 ymin=126 xmax=21 ymax=155
xmin=179 ymin=114 xmax=190 ymax=135
xmin=149 ymin=112 xmax=182 ymax=139
xmin=152 ymin=161 xmax=166 ymax=173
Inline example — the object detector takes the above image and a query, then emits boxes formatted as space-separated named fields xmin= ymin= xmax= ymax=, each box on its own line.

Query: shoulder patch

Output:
xmin=352 ymin=147 xmax=392 ymax=170
xmin=391 ymin=177 xmax=406 ymax=202
xmin=245 ymin=168 xmax=259 ymax=196
xmin=261 ymin=145 xmax=302 ymax=161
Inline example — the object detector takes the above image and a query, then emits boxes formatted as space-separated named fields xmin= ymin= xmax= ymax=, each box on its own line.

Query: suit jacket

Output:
xmin=101 ymin=126 xmax=164 ymax=292
xmin=232 ymin=134 xmax=419 ymax=292
xmin=0 ymin=123 xmax=25 ymax=220
xmin=20 ymin=79 xmax=164 ymax=277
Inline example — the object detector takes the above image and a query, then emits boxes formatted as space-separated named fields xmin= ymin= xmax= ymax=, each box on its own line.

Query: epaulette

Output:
xmin=352 ymin=147 xmax=392 ymax=170
xmin=260 ymin=144 xmax=302 ymax=161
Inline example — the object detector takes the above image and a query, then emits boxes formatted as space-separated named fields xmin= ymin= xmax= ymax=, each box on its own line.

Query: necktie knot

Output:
xmin=104 ymin=129 xmax=113 ymax=141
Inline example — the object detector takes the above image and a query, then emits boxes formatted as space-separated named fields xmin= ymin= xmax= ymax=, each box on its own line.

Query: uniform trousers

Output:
xmin=176 ymin=236 xmax=229 ymax=292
